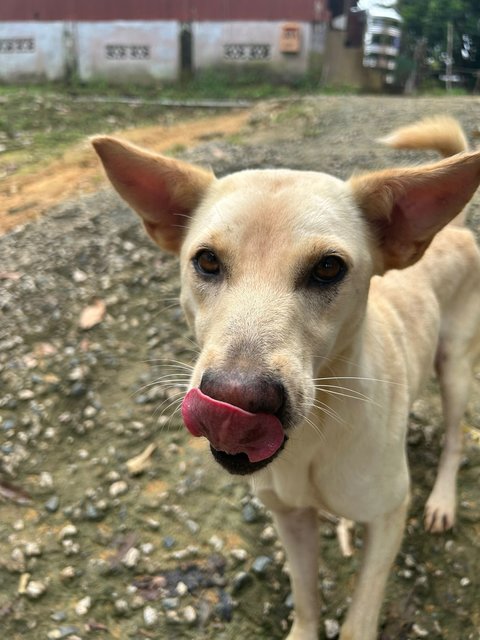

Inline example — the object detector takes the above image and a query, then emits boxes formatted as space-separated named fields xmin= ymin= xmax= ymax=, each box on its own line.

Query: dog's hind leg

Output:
xmin=425 ymin=344 xmax=474 ymax=532
xmin=270 ymin=507 xmax=320 ymax=640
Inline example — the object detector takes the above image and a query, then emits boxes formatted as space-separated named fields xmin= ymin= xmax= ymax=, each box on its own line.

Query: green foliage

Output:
xmin=398 ymin=0 xmax=480 ymax=89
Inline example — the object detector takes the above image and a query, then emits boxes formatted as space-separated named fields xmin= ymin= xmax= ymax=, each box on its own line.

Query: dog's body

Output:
xmin=93 ymin=116 xmax=480 ymax=639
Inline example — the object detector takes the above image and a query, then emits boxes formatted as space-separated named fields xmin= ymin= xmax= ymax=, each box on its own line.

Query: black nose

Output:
xmin=200 ymin=369 xmax=285 ymax=416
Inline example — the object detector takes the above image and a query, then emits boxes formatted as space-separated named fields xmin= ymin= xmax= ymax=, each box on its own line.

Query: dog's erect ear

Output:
xmin=350 ymin=151 xmax=480 ymax=271
xmin=92 ymin=136 xmax=214 ymax=253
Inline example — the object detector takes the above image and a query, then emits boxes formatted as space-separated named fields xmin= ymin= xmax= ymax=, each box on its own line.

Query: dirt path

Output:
xmin=0 ymin=111 xmax=250 ymax=235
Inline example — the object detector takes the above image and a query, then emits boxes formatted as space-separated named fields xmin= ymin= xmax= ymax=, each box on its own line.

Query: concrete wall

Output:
xmin=0 ymin=19 xmax=328 ymax=83
xmin=0 ymin=21 xmax=67 ymax=81
xmin=193 ymin=21 xmax=315 ymax=77
xmin=76 ymin=21 xmax=179 ymax=82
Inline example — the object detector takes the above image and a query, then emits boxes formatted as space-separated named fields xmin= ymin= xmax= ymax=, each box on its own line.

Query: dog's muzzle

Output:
xmin=181 ymin=370 xmax=287 ymax=474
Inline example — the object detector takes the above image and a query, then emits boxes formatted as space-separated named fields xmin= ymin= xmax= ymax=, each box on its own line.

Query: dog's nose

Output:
xmin=200 ymin=369 xmax=285 ymax=416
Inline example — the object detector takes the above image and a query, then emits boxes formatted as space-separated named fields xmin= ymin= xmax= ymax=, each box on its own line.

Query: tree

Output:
xmin=398 ymin=0 xmax=480 ymax=89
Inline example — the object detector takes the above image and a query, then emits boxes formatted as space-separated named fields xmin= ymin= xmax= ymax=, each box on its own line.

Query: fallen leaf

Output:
xmin=126 ymin=443 xmax=157 ymax=476
xmin=79 ymin=299 xmax=106 ymax=330
xmin=0 ymin=480 xmax=32 ymax=505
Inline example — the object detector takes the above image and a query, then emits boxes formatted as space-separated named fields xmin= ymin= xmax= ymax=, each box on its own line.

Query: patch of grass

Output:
xmin=0 ymin=75 xmax=356 ymax=176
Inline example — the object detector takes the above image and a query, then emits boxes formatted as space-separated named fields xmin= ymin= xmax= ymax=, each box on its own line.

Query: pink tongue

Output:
xmin=181 ymin=388 xmax=284 ymax=463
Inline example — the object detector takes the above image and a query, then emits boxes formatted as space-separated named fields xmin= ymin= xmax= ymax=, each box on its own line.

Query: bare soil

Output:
xmin=0 ymin=95 xmax=479 ymax=640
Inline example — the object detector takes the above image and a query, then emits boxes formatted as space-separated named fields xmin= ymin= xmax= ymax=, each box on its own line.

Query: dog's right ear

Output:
xmin=350 ymin=150 xmax=480 ymax=271
xmin=92 ymin=136 xmax=215 ymax=253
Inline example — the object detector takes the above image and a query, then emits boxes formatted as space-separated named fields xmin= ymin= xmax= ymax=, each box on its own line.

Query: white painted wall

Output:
xmin=0 ymin=22 xmax=67 ymax=81
xmin=0 ymin=20 xmax=326 ymax=83
xmin=76 ymin=21 xmax=179 ymax=82
xmin=193 ymin=21 xmax=314 ymax=76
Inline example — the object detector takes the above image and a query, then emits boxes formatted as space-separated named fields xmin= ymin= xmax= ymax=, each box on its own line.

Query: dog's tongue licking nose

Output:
xmin=181 ymin=388 xmax=284 ymax=463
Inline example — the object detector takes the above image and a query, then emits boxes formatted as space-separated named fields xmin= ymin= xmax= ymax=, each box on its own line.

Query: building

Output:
xmin=0 ymin=1 xmax=329 ymax=83
xmin=0 ymin=1 xmax=401 ymax=89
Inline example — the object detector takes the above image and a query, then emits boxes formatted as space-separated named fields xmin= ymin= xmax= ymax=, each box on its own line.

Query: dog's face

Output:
xmin=178 ymin=169 xmax=375 ymax=472
xmin=92 ymin=136 xmax=480 ymax=474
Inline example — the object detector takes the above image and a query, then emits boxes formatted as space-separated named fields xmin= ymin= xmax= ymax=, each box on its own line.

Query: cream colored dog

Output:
xmin=93 ymin=116 xmax=480 ymax=640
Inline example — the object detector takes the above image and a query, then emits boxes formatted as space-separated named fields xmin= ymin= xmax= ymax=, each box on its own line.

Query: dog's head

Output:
xmin=93 ymin=136 xmax=480 ymax=474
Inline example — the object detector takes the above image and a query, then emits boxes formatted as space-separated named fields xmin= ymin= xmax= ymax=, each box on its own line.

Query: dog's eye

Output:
xmin=311 ymin=255 xmax=346 ymax=285
xmin=193 ymin=250 xmax=221 ymax=277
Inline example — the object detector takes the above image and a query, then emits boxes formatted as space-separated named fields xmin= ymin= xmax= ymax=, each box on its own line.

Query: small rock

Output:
xmin=182 ymin=605 xmax=197 ymax=624
xmin=260 ymin=525 xmax=276 ymax=542
xmin=231 ymin=571 xmax=253 ymax=595
xmin=25 ymin=579 xmax=48 ymax=599
xmin=143 ymin=605 xmax=159 ymax=627
xmin=109 ymin=480 xmax=128 ymax=497
xmin=24 ymin=542 xmax=42 ymax=557
xmin=75 ymin=595 xmax=91 ymax=616
xmin=242 ymin=502 xmax=259 ymax=523
xmin=208 ymin=534 xmax=224 ymax=551
xmin=230 ymin=547 xmax=248 ymax=563
xmin=122 ymin=547 xmax=140 ymax=568
xmin=114 ymin=599 xmax=129 ymax=615
xmin=252 ymin=555 xmax=272 ymax=575
xmin=324 ymin=618 xmax=340 ymax=638
xmin=45 ymin=496 xmax=60 ymax=512
xmin=176 ymin=581 xmax=188 ymax=596
xmin=412 ymin=623 xmax=429 ymax=637
xmin=59 ymin=566 xmax=76 ymax=581
xmin=162 ymin=597 xmax=180 ymax=610
xmin=59 ymin=524 xmax=78 ymax=539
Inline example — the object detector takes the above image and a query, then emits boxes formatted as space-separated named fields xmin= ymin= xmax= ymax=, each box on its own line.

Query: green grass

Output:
xmin=0 ymin=74 xmax=331 ymax=174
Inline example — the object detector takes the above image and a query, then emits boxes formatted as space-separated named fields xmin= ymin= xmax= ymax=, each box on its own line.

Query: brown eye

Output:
xmin=193 ymin=250 xmax=221 ymax=276
xmin=311 ymin=255 xmax=346 ymax=285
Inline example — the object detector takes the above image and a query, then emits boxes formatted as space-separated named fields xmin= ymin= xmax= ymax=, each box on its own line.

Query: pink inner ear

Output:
xmin=351 ymin=150 xmax=480 ymax=270
xmin=92 ymin=136 xmax=215 ymax=253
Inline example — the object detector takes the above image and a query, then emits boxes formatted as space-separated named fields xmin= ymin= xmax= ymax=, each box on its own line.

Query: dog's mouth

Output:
xmin=181 ymin=387 xmax=286 ymax=475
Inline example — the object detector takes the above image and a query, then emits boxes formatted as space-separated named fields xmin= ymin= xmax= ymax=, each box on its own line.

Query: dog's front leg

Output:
xmin=271 ymin=507 xmax=319 ymax=640
xmin=340 ymin=496 xmax=409 ymax=640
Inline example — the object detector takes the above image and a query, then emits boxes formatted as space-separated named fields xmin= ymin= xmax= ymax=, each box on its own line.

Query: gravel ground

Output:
xmin=1 ymin=95 xmax=480 ymax=640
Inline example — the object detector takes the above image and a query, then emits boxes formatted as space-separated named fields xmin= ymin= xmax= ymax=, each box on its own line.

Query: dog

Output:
xmin=92 ymin=115 xmax=480 ymax=639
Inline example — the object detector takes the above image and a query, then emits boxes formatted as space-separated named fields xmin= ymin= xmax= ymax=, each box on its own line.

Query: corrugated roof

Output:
xmin=1 ymin=0 xmax=327 ymax=22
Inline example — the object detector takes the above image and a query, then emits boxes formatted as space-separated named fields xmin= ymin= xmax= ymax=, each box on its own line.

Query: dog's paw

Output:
xmin=424 ymin=491 xmax=456 ymax=533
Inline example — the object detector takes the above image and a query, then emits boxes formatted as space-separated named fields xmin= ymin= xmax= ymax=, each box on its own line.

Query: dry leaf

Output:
xmin=126 ymin=443 xmax=157 ymax=476
xmin=79 ymin=299 xmax=106 ymax=330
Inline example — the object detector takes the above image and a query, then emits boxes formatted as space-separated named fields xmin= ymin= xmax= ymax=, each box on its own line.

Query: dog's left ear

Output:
xmin=92 ymin=136 xmax=215 ymax=253
xmin=350 ymin=151 xmax=480 ymax=271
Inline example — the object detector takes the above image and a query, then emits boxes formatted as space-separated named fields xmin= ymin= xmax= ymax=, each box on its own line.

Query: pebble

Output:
xmin=24 ymin=542 xmax=42 ymax=557
xmin=242 ymin=502 xmax=260 ymax=523
xmin=59 ymin=524 xmax=78 ymax=539
xmin=75 ymin=595 xmax=91 ymax=616
xmin=59 ymin=566 xmax=76 ymax=580
xmin=122 ymin=547 xmax=140 ymax=568
xmin=176 ymin=581 xmax=188 ymax=596
xmin=260 ymin=525 xmax=276 ymax=542
xmin=183 ymin=604 xmax=197 ymax=624
xmin=143 ymin=605 xmax=159 ymax=627
xmin=412 ymin=623 xmax=429 ymax=637
xmin=325 ymin=618 xmax=340 ymax=638
xmin=162 ymin=597 xmax=180 ymax=610
xmin=230 ymin=547 xmax=248 ymax=563
xmin=45 ymin=495 xmax=60 ymax=512
xmin=109 ymin=480 xmax=128 ymax=497
xmin=231 ymin=571 xmax=253 ymax=594
xmin=114 ymin=599 xmax=129 ymax=615
xmin=251 ymin=555 xmax=272 ymax=575
xmin=25 ymin=579 xmax=48 ymax=599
